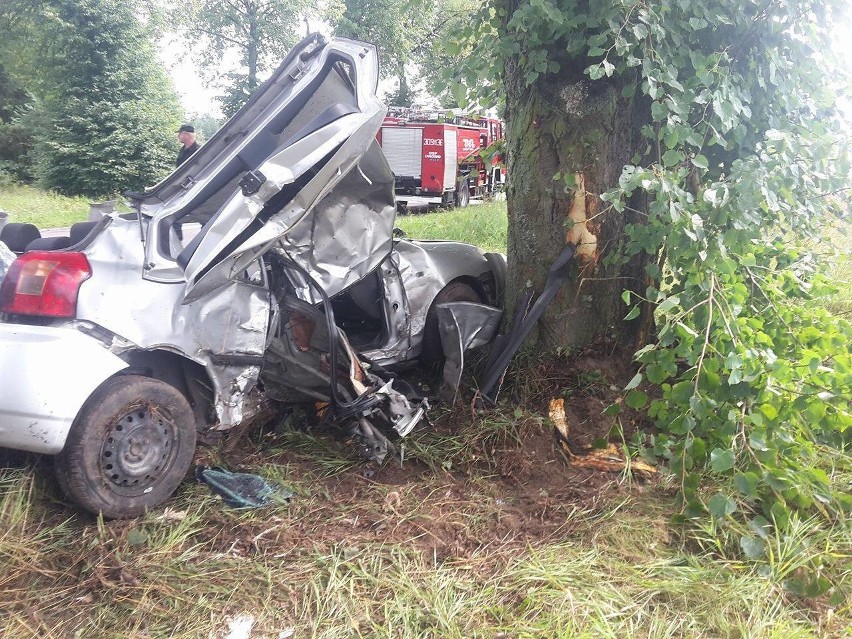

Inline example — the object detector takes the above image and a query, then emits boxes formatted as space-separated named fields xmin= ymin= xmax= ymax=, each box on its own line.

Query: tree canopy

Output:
xmin=452 ymin=0 xmax=851 ymax=580
xmin=0 ymin=0 xmax=183 ymax=196
xmin=170 ymin=0 xmax=336 ymax=116
xmin=336 ymin=0 xmax=481 ymax=107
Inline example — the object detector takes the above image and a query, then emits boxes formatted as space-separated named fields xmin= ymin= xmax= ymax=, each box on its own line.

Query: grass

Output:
xmin=818 ymin=219 xmax=852 ymax=317
xmin=1 ymin=411 xmax=849 ymax=638
xmin=396 ymin=200 xmax=508 ymax=253
xmin=0 ymin=184 xmax=91 ymax=229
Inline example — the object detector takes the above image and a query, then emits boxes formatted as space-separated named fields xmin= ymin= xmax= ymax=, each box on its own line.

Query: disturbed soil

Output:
xmin=2 ymin=350 xmax=651 ymax=562
xmin=182 ymin=348 xmax=652 ymax=562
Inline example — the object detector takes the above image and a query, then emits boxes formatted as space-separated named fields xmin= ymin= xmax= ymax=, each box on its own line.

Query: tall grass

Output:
xmin=0 ymin=185 xmax=91 ymax=228
xmin=396 ymin=200 xmax=508 ymax=253
xmin=819 ymin=220 xmax=851 ymax=317
xmin=1 ymin=436 xmax=848 ymax=638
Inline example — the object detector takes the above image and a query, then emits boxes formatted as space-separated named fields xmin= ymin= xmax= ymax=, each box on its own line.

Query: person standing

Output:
xmin=176 ymin=124 xmax=200 ymax=166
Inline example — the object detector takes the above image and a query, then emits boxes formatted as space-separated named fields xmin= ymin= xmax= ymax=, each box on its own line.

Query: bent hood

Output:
xmin=137 ymin=36 xmax=394 ymax=301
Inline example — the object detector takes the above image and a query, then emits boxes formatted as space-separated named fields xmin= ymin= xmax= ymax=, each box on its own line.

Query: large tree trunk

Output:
xmin=502 ymin=55 xmax=652 ymax=352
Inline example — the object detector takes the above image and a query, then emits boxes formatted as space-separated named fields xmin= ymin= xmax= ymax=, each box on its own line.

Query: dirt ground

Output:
xmin=1 ymin=350 xmax=652 ymax=561
xmin=177 ymin=348 xmax=653 ymax=562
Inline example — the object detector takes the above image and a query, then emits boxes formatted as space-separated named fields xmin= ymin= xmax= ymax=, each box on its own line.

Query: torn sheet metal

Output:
xmin=480 ymin=243 xmax=576 ymax=403
xmin=374 ymin=379 xmax=426 ymax=437
xmin=272 ymin=141 xmax=396 ymax=299
xmin=436 ymin=301 xmax=503 ymax=400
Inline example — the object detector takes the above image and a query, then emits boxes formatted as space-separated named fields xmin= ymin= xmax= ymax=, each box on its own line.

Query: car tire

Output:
xmin=421 ymin=281 xmax=482 ymax=372
xmin=54 ymin=375 xmax=196 ymax=518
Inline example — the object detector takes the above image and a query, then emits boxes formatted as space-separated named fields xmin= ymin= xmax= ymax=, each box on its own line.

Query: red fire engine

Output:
xmin=376 ymin=106 xmax=505 ymax=208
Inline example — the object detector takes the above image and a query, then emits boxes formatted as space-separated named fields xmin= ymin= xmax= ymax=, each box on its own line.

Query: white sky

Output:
xmin=157 ymin=35 xmax=228 ymax=117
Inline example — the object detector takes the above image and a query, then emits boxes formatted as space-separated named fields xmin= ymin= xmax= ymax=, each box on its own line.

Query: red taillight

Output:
xmin=0 ymin=251 xmax=92 ymax=318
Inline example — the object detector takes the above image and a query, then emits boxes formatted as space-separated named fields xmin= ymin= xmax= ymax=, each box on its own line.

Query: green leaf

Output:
xmin=646 ymin=363 xmax=669 ymax=384
xmin=632 ymin=24 xmax=648 ymax=39
xmin=708 ymin=493 xmax=737 ymax=519
xmin=626 ymin=390 xmax=648 ymax=409
xmin=740 ymin=535 xmax=766 ymax=559
xmin=710 ymin=448 xmax=735 ymax=472
xmin=748 ymin=515 xmax=772 ymax=539
xmin=662 ymin=149 xmax=683 ymax=167
xmin=602 ymin=402 xmax=622 ymax=416
xmin=671 ymin=381 xmax=693 ymax=404
xmin=451 ymin=82 xmax=468 ymax=108
xmin=656 ymin=296 xmax=680 ymax=314
xmin=758 ymin=403 xmax=778 ymax=421
xmin=692 ymin=154 xmax=708 ymax=169
xmin=587 ymin=64 xmax=604 ymax=80
xmin=624 ymin=372 xmax=643 ymax=391
xmin=624 ymin=305 xmax=641 ymax=321
xmin=734 ymin=472 xmax=759 ymax=497
xmin=621 ymin=290 xmax=631 ymax=305
xmin=127 ymin=527 xmax=148 ymax=547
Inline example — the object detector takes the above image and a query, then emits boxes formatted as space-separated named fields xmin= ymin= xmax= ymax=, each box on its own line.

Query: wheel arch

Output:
xmin=109 ymin=349 xmax=215 ymax=433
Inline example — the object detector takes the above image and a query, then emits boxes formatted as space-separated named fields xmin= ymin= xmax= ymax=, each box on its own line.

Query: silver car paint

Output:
xmin=73 ymin=218 xmax=271 ymax=430
xmin=0 ymin=325 xmax=128 ymax=453
xmin=0 ymin=36 xmax=503 ymax=455
xmin=436 ymin=302 xmax=504 ymax=399
xmin=0 ymin=240 xmax=13 ymax=281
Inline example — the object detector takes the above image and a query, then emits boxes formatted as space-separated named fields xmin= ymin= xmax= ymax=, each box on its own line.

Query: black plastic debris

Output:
xmin=479 ymin=242 xmax=576 ymax=403
xmin=195 ymin=466 xmax=294 ymax=508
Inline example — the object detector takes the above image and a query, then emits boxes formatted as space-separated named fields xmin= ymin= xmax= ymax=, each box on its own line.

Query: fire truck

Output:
xmin=376 ymin=106 xmax=505 ymax=208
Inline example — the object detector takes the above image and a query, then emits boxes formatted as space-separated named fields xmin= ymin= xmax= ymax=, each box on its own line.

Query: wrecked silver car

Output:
xmin=0 ymin=36 xmax=505 ymax=518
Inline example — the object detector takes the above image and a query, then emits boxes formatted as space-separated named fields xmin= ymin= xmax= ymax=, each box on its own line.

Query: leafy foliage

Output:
xmin=0 ymin=65 xmax=34 ymax=185
xmin=335 ymin=0 xmax=432 ymax=106
xmin=1 ymin=0 xmax=183 ymax=197
xmin=170 ymin=0 xmax=335 ymax=116
xmin=335 ymin=0 xmax=481 ymax=107
xmin=457 ymin=0 xmax=852 ymax=573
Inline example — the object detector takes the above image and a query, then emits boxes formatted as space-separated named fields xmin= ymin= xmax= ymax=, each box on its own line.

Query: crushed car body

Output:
xmin=0 ymin=35 xmax=505 ymax=518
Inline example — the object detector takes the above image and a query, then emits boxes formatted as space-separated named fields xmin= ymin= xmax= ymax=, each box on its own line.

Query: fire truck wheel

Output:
xmin=421 ymin=280 xmax=482 ymax=372
xmin=455 ymin=180 xmax=470 ymax=208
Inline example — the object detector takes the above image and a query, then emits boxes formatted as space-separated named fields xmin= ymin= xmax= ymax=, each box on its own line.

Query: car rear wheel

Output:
xmin=421 ymin=281 xmax=482 ymax=371
xmin=54 ymin=375 xmax=196 ymax=518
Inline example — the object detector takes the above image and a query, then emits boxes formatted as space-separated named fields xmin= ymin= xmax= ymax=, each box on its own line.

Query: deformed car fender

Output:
xmin=436 ymin=301 xmax=504 ymax=400
xmin=394 ymin=239 xmax=500 ymax=338
xmin=0 ymin=324 xmax=129 ymax=454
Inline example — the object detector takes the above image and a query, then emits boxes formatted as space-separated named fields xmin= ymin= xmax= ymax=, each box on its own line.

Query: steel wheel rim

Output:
xmin=100 ymin=404 xmax=177 ymax=494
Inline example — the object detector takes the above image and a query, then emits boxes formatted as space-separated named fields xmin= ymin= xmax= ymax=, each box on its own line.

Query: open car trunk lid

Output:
xmin=136 ymin=36 xmax=395 ymax=302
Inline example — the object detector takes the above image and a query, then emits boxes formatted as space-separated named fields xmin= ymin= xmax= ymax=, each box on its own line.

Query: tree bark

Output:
xmin=502 ymin=51 xmax=652 ymax=352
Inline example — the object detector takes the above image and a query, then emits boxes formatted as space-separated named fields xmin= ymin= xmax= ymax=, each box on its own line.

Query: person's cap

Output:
xmin=178 ymin=124 xmax=195 ymax=133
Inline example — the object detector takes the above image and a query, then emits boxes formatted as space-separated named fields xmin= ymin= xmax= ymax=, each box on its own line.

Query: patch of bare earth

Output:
xmin=183 ymin=349 xmax=647 ymax=563
xmin=2 ymin=350 xmax=647 ymax=565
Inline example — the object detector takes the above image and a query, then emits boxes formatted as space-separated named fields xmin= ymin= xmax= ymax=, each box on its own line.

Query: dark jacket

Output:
xmin=176 ymin=141 xmax=200 ymax=166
